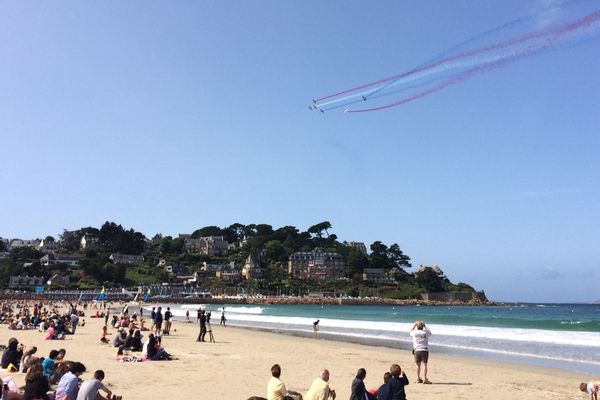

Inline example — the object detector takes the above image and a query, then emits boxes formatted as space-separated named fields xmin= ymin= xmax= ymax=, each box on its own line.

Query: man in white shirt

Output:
xmin=409 ymin=320 xmax=432 ymax=384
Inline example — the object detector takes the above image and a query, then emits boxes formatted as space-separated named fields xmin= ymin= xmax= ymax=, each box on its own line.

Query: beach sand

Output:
xmin=0 ymin=309 xmax=591 ymax=400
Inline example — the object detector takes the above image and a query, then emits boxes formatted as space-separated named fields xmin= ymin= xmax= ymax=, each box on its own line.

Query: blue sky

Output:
xmin=1 ymin=1 xmax=599 ymax=303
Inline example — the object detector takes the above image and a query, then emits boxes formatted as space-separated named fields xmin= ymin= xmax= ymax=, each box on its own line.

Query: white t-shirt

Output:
xmin=410 ymin=328 xmax=431 ymax=351
xmin=76 ymin=378 xmax=106 ymax=400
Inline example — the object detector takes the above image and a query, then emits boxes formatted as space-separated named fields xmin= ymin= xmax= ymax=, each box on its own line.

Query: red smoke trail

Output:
xmin=315 ymin=9 xmax=596 ymax=106
xmin=345 ymin=10 xmax=600 ymax=113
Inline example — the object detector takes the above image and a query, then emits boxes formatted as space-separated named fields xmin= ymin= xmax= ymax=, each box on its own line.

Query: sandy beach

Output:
xmin=0 ymin=308 xmax=591 ymax=400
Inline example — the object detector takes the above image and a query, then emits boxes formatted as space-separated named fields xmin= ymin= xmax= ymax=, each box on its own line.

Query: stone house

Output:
xmin=288 ymin=247 xmax=345 ymax=280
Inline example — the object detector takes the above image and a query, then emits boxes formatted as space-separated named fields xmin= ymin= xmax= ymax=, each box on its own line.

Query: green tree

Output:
xmin=387 ymin=243 xmax=412 ymax=270
xmin=265 ymin=240 xmax=287 ymax=262
xmin=369 ymin=241 xmax=388 ymax=269
xmin=345 ymin=247 xmax=369 ymax=278
xmin=191 ymin=226 xmax=223 ymax=238
xmin=223 ymin=223 xmax=246 ymax=243
xmin=308 ymin=221 xmax=332 ymax=238
xmin=415 ymin=267 xmax=444 ymax=292
xmin=59 ymin=229 xmax=83 ymax=253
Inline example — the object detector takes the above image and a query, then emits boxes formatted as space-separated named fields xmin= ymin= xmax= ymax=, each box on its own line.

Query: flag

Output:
xmin=143 ymin=287 xmax=151 ymax=302
xmin=98 ymin=286 xmax=105 ymax=301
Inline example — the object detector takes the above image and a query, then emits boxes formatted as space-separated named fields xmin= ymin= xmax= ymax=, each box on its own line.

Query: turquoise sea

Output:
xmin=157 ymin=303 xmax=600 ymax=374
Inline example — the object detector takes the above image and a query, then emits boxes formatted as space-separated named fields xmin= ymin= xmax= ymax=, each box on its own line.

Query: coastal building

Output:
xmin=362 ymin=268 xmax=388 ymax=282
xmin=347 ymin=241 xmax=368 ymax=255
xmin=182 ymin=235 xmax=230 ymax=256
xmin=80 ymin=234 xmax=99 ymax=250
xmin=110 ymin=253 xmax=144 ymax=265
xmin=416 ymin=264 xmax=446 ymax=278
xmin=37 ymin=239 xmax=59 ymax=254
xmin=387 ymin=266 xmax=409 ymax=281
xmin=216 ymin=263 xmax=241 ymax=283
xmin=9 ymin=275 xmax=45 ymax=289
xmin=9 ymin=239 xmax=40 ymax=250
xmin=157 ymin=259 xmax=188 ymax=275
xmin=40 ymin=253 xmax=82 ymax=267
xmin=288 ymin=247 xmax=345 ymax=280
xmin=241 ymin=255 xmax=262 ymax=280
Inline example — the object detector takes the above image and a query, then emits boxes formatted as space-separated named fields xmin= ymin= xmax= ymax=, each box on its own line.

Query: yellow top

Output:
xmin=305 ymin=377 xmax=332 ymax=400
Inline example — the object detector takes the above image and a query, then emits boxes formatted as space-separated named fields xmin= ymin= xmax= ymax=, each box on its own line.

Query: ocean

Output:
xmin=149 ymin=302 xmax=600 ymax=374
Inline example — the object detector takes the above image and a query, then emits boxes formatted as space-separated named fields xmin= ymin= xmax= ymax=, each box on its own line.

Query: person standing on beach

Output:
xmin=313 ymin=320 xmax=320 ymax=335
xmin=164 ymin=307 xmax=172 ymax=335
xmin=154 ymin=306 xmax=163 ymax=336
xmin=206 ymin=312 xmax=215 ymax=343
xmin=197 ymin=309 xmax=207 ymax=342
xmin=409 ymin=320 xmax=431 ymax=384
xmin=150 ymin=307 xmax=156 ymax=332
xmin=220 ymin=308 xmax=226 ymax=326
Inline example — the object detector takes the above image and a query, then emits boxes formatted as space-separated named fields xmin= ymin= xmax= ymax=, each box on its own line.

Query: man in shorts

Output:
xmin=409 ymin=320 xmax=431 ymax=384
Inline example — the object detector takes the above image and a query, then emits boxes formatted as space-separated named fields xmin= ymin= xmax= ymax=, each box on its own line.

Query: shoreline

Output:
xmin=213 ymin=322 xmax=600 ymax=375
xmin=1 ymin=306 xmax=592 ymax=400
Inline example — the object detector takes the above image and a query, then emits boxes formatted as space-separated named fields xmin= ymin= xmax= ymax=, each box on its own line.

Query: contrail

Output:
xmin=344 ymin=9 xmax=600 ymax=113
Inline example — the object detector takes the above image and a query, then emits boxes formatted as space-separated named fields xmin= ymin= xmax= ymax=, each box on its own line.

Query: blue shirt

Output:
xmin=55 ymin=372 xmax=79 ymax=400
xmin=41 ymin=358 xmax=55 ymax=377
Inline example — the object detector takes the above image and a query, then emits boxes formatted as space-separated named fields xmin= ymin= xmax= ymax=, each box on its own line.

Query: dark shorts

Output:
xmin=414 ymin=350 xmax=429 ymax=364
xmin=155 ymin=322 xmax=162 ymax=330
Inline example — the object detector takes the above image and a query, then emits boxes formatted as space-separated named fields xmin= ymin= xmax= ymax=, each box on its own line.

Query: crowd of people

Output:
xmin=1 ymin=300 xmax=122 ymax=400
xmin=250 ymin=362 xmax=410 ymax=400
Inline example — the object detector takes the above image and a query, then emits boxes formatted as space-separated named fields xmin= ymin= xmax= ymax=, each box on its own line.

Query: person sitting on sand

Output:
xmin=349 ymin=368 xmax=375 ymax=400
xmin=267 ymin=364 xmax=302 ymax=400
xmin=41 ymin=350 xmax=60 ymax=378
xmin=580 ymin=380 xmax=600 ymax=400
xmin=44 ymin=323 xmax=57 ymax=340
xmin=1 ymin=338 xmax=24 ymax=370
xmin=375 ymin=372 xmax=392 ymax=400
xmin=304 ymin=369 xmax=335 ymax=400
xmin=130 ymin=330 xmax=143 ymax=352
xmin=20 ymin=346 xmax=37 ymax=373
xmin=55 ymin=362 xmax=86 ymax=400
xmin=49 ymin=360 xmax=74 ymax=385
xmin=113 ymin=328 xmax=127 ymax=348
xmin=100 ymin=326 xmax=109 ymax=344
xmin=76 ymin=370 xmax=120 ymax=400
xmin=387 ymin=364 xmax=409 ymax=400
xmin=23 ymin=359 xmax=50 ymax=400
xmin=145 ymin=333 xmax=174 ymax=361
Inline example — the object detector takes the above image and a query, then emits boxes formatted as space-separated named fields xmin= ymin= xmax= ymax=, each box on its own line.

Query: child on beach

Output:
xmin=100 ymin=326 xmax=109 ymax=344
xmin=580 ymin=380 xmax=600 ymax=399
